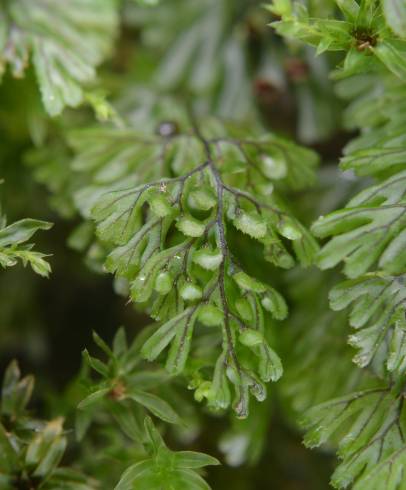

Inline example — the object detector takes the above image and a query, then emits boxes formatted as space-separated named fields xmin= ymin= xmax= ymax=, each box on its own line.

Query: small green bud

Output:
xmin=198 ymin=304 xmax=223 ymax=326
xmin=261 ymin=290 xmax=288 ymax=320
xmin=188 ymin=187 xmax=217 ymax=211
xmin=239 ymin=329 xmax=264 ymax=347
xmin=233 ymin=211 xmax=267 ymax=239
xmin=194 ymin=381 xmax=212 ymax=402
xmin=180 ymin=282 xmax=202 ymax=301
xmin=193 ymin=249 xmax=223 ymax=270
xmin=176 ymin=216 xmax=206 ymax=237
xmin=235 ymin=297 xmax=253 ymax=321
xmin=149 ymin=193 xmax=173 ymax=217
xmin=277 ymin=217 xmax=302 ymax=240
xmin=261 ymin=154 xmax=287 ymax=179
xmin=154 ymin=271 xmax=172 ymax=295
xmin=233 ymin=271 xmax=267 ymax=293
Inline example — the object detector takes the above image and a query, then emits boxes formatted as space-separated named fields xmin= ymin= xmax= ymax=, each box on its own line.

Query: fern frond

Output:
xmin=0 ymin=0 xmax=117 ymax=115
xmin=69 ymin=100 xmax=319 ymax=417
xmin=330 ymin=272 xmax=406 ymax=374
xmin=312 ymin=170 xmax=406 ymax=277
xmin=281 ymin=269 xmax=372 ymax=413
xmin=271 ymin=3 xmax=406 ymax=488
xmin=302 ymin=385 xmax=406 ymax=489
xmin=336 ymin=75 xmax=406 ymax=177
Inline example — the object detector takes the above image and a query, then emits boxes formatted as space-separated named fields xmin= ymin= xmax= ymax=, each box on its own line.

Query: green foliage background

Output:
xmin=0 ymin=0 xmax=405 ymax=489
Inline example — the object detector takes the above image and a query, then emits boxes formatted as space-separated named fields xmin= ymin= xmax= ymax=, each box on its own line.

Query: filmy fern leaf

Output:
xmin=281 ymin=269 xmax=371 ymax=413
xmin=302 ymin=386 xmax=406 ymax=489
xmin=339 ymin=79 xmax=406 ymax=176
xmin=0 ymin=0 xmax=118 ymax=115
xmin=330 ymin=272 xmax=406 ymax=374
xmin=312 ymin=169 xmax=406 ymax=277
xmin=272 ymin=2 xmax=406 ymax=488
xmin=79 ymin=100 xmax=319 ymax=417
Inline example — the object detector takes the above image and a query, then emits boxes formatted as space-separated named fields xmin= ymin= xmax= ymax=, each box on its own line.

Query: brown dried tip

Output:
xmin=353 ymin=28 xmax=377 ymax=52
xmin=108 ymin=381 xmax=126 ymax=400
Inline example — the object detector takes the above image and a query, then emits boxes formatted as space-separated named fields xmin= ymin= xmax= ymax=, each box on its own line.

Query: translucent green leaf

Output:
xmin=0 ymin=0 xmax=118 ymax=115
xmin=329 ymin=273 xmax=406 ymax=373
xmin=277 ymin=217 xmax=303 ymax=240
xmin=127 ymin=389 xmax=181 ymax=425
xmin=1 ymin=360 xmax=34 ymax=416
xmin=335 ymin=0 xmax=360 ymax=20
xmin=312 ymin=170 xmax=406 ymax=277
xmin=115 ymin=417 xmax=217 ymax=490
xmin=0 ymin=219 xmax=52 ymax=247
xmin=174 ymin=451 xmax=220 ymax=469
xmin=179 ymin=282 xmax=202 ymax=301
xmin=261 ymin=289 xmax=288 ymax=320
xmin=154 ymin=271 xmax=173 ymax=295
xmin=232 ymin=211 xmax=267 ymax=239
xmin=188 ymin=187 xmax=217 ymax=211
xmin=0 ymin=216 xmax=52 ymax=276
xmin=176 ymin=216 xmax=206 ymax=237
xmin=148 ymin=192 xmax=174 ymax=217
xmin=374 ymin=39 xmax=406 ymax=77
xmin=77 ymin=388 xmax=110 ymax=409
xmin=141 ymin=310 xmax=193 ymax=362
xmin=260 ymin=154 xmax=287 ymax=180
xmin=193 ymin=248 xmax=223 ymax=270
xmin=233 ymin=271 xmax=267 ymax=293
xmin=302 ymin=388 xmax=406 ymax=489
xmin=239 ymin=329 xmax=264 ymax=347
xmin=198 ymin=304 xmax=223 ymax=326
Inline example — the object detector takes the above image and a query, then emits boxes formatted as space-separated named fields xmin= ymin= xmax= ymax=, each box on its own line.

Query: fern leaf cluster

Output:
xmin=302 ymin=386 xmax=406 ymax=489
xmin=2 ymin=0 xmax=406 ymax=488
xmin=273 ymin=0 xmax=406 ymax=487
